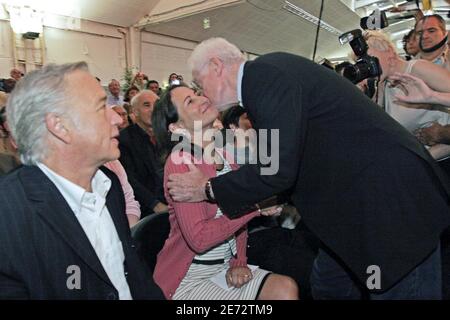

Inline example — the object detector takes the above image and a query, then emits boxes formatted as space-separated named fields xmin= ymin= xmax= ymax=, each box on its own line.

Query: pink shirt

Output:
xmin=104 ymin=160 xmax=141 ymax=219
xmin=153 ymin=150 xmax=260 ymax=299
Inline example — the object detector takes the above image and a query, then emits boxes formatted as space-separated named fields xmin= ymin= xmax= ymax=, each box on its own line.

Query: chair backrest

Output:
xmin=131 ymin=212 xmax=170 ymax=273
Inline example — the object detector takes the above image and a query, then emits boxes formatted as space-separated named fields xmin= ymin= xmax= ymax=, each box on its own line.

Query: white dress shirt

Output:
xmin=237 ymin=62 xmax=245 ymax=107
xmin=37 ymin=163 xmax=133 ymax=300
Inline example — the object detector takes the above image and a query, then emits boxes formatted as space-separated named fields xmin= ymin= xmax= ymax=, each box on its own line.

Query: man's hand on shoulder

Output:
xmin=167 ymin=164 xmax=209 ymax=202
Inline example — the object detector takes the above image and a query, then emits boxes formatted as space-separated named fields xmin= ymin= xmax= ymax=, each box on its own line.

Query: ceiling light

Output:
xmin=203 ymin=17 xmax=210 ymax=29
xmin=9 ymin=5 xmax=43 ymax=35
xmin=282 ymin=1 xmax=343 ymax=36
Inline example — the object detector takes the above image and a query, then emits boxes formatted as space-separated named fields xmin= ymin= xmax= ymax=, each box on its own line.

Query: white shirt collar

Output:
xmin=237 ymin=62 xmax=245 ymax=107
xmin=36 ymin=162 xmax=132 ymax=300
xmin=37 ymin=162 xmax=111 ymax=214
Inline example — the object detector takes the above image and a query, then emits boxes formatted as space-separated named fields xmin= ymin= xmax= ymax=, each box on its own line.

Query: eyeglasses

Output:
xmin=190 ymin=80 xmax=203 ymax=96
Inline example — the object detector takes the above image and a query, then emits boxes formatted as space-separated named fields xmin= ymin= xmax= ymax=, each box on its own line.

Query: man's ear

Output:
xmin=209 ymin=57 xmax=224 ymax=76
xmin=45 ymin=113 xmax=71 ymax=144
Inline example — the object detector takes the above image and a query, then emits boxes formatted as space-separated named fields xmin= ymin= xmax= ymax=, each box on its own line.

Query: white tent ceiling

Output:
xmin=3 ymin=0 xmax=450 ymax=61
xmin=142 ymin=0 xmax=360 ymax=60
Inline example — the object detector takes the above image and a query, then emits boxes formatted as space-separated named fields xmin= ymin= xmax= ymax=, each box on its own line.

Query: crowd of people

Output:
xmin=0 ymin=12 xmax=450 ymax=300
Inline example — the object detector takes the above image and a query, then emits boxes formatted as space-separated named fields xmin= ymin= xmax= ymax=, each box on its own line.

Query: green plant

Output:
xmin=121 ymin=67 xmax=134 ymax=93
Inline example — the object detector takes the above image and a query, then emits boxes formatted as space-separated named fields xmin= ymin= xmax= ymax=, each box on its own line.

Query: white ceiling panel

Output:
xmin=143 ymin=0 xmax=361 ymax=60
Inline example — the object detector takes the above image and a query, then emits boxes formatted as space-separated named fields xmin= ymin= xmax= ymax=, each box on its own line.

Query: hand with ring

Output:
xmin=225 ymin=266 xmax=253 ymax=288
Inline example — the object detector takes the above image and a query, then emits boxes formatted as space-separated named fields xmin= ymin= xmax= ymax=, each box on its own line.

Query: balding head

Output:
xmin=188 ymin=37 xmax=246 ymax=77
xmin=10 ymin=68 xmax=23 ymax=81
xmin=131 ymin=90 xmax=159 ymax=131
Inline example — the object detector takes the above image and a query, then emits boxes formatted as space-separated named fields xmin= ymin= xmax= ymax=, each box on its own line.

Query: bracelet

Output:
xmin=205 ymin=179 xmax=216 ymax=203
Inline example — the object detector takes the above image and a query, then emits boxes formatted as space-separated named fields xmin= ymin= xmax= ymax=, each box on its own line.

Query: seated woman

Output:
xmin=151 ymin=84 xmax=299 ymax=300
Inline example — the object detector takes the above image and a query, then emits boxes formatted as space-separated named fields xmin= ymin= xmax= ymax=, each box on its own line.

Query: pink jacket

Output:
xmin=104 ymin=160 xmax=141 ymax=219
xmin=153 ymin=150 xmax=260 ymax=299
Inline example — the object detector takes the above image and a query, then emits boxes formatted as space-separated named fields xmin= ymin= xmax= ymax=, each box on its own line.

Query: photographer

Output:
xmin=357 ymin=30 xmax=450 ymax=160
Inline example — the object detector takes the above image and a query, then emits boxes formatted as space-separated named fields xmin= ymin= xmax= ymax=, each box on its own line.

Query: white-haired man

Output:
xmin=107 ymin=79 xmax=124 ymax=106
xmin=0 ymin=62 xmax=164 ymax=299
xmin=167 ymin=38 xmax=450 ymax=299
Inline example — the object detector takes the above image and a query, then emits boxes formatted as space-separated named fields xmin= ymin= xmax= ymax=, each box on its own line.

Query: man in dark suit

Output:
xmin=167 ymin=38 xmax=450 ymax=299
xmin=0 ymin=62 xmax=164 ymax=299
xmin=119 ymin=90 xmax=167 ymax=217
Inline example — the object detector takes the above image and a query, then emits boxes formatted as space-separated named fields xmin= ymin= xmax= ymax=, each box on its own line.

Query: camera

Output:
xmin=338 ymin=29 xmax=382 ymax=84
xmin=360 ymin=9 xmax=388 ymax=30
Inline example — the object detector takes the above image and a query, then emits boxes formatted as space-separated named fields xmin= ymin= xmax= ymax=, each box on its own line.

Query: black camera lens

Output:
xmin=343 ymin=60 xmax=370 ymax=84
xmin=339 ymin=29 xmax=382 ymax=84
xmin=342 ymin=56 xmax=381 ymax=84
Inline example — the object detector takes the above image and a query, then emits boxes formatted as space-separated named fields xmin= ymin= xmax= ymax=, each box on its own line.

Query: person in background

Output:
xmin=148 ymin=80 xmax=161 ymax=96
xmin=168 ymin=73 xmax=180 ymax=86
xmin=0 ymin=62 xmax=163 ymax=299
xmin=124 ymin=85 xmax=140 ymax=103
xmin=131 ymin=72 xmax=148 ymax=91
xmin=10 ymin=68 xmax=23 ymax=82
xmin=392 ymin=71 xmax=450 ymax=107
xmin=415 ymin=14 xmax=450 ymax=70
xmin=403 ymin=29 xmax=420 ymax=60
xmin=363 ymin=30 xmax=450 ymax=161
xmin=119 ymin=90 xmax=167 ymax=217
xmin=390 ymin=72 xmax=450 ymax=151
xmin=220 ymin=105 xmax=256 ymax=165
xmin=104 ymin=159 xmax=141 ymax=227
xmin=107 ymin=79 xmax=124 ymax=106
xmin=0 ymin=104 xmax=20 ymax=175
xmin=112 ymin=105 xmax=130 ymax=130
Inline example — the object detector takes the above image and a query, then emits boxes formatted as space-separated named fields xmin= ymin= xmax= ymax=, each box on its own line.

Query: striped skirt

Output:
xmin=173 ymin=262 xmax=271 ymax=300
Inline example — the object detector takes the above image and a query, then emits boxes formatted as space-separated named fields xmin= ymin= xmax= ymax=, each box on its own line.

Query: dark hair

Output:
xmin=124 ymin=85 xmax=140 ymax=103
xmin=416 ymin=14 xmax=446 ymax=33
xmin=147 ymin=80 xmax=159 ymax=89
xmin=151 ymin=84 xmax=186 ymax=162
xmin=402 ymin=29 xmax=416 ymax=53
xmin=168 ymin=73 xmax=180 ymax=85
xmin=221 ymin=105 xmax=246 ymax=129
xmin=1 ymin=78 xmax=16 ymax=93
xmin=0 ymin=106 xmax=8 ymax=137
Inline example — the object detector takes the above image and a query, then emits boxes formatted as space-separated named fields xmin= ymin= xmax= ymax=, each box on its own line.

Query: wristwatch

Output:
xmin=205 ymin=179 xmax=216 ymax=203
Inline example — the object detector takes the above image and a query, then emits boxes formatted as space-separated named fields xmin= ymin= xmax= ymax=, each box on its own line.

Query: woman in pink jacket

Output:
xmin=151 ymin=84 xmax=298 ymax=300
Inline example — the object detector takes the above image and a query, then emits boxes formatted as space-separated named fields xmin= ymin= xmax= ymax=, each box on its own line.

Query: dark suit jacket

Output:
xmin=212 ymin=53 xmax=450 ymax=292
xmin=0 ymin=165 xmax=164 ymax=299
xmin=0 ymin=153 xmax=20 ymax=176
xmin=119 ymin=124 xmax=165 ymax=217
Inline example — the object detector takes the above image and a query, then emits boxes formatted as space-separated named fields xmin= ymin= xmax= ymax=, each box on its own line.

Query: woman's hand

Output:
xmin=390 ymin=72 xmax=434 ymax=104
xmin=225 ymin=266 xmax=253 ymax=288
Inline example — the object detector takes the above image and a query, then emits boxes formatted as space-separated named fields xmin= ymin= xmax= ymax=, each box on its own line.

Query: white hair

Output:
xmin=6 ymin=61 xmax=88 ymax=165
xmin=364 ymin=30 xmax=398 ymax=54
xmin=188 ymin=37 xmax=246 ymax=75
xmin=130 ymin=89 xmax=157 ymax=111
